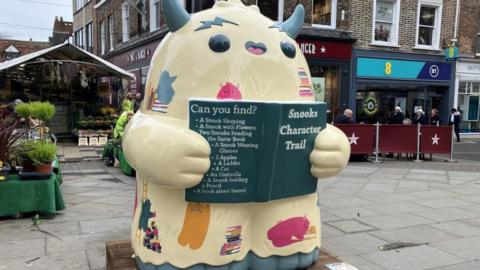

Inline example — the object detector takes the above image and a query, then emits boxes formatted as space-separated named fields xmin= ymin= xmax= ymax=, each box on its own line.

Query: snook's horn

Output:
xmin=280 ymin=5 xmax=305 ymax=39
xmin=162 ymin=0 xmax=191 ymax=32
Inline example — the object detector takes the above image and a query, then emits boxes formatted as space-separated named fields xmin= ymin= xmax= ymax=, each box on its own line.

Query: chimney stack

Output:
xmin=60 ymin=17 xmax=63 ymax=22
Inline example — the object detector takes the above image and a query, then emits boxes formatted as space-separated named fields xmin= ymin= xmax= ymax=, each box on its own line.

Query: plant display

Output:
xmin=14 ymin=103 xmax=31 ymax=119
xmin=29 ymin=102 xmax=55 ymax=122
xmin=0 ymin=113 xmax=27 ymax=165
xmin=26 ymin=141 xmax=56 ymax=165
xmin=15 ymin=102 xmax=56 ymax=141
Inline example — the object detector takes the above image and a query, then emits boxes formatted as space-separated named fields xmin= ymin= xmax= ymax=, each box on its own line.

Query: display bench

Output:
xmin=105 ymin=240 xmax=346 ymax=270
xmin=0 ymin=160 xmax=65 ymax=217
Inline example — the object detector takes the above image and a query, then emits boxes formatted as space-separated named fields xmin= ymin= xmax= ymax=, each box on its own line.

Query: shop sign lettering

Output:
xmin=127 ymin=49 xmax=151 ymax=63
xmin=299 ymin=42 xmax=316 ymax=55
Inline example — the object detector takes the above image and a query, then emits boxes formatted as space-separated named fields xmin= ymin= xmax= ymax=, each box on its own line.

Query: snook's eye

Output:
xmin=209 ymin=34 xmax=230 ymax=53
xmin=280 ymin=40 xmax=296 ymax=58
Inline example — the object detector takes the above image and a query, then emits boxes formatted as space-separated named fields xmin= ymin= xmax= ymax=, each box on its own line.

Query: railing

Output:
xmin=335 ymin=123 xmax=455 ymax=162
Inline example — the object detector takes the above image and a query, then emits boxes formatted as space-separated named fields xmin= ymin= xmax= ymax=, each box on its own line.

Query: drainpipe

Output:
xmin=453 ymin=0 xmax=460 ymax=44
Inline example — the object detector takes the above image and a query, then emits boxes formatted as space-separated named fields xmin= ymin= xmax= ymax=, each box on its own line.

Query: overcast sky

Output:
xmin=0 ymin=0 xmax=73 ymax=41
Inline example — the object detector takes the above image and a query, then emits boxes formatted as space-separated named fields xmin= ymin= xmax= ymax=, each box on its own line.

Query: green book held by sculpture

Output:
xmin=186 ymin=99 xmax=327 ymax=203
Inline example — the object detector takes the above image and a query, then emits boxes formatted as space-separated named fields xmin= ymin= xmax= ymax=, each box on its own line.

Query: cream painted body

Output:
xmin=123 ymin=0 xmax=350 ymax=268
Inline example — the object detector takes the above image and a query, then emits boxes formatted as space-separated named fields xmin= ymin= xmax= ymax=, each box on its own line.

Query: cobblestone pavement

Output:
xmin=1 ymin=161 xmax=480 ymax=269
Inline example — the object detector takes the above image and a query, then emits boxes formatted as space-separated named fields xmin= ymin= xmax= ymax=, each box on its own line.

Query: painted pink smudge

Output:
xmin=267 ymin=216 xmax=310 ymax=248
xmin=216 ymin=83 xmax=242 ymax=100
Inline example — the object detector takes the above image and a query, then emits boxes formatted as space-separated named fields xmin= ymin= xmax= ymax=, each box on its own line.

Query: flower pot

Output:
xmin=33 ymin=163 xmax=52 ymax=174
xmin=22 ymin=160 xmax=35 ymax=172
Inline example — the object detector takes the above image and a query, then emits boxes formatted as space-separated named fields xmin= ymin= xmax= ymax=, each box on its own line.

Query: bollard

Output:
xmin=446 ymin=125 xmax=457 ymax=163
xmin=373 ymin=122 xmax=381 ymax=163
xmin=414 ymin=123 xmax=423 ymax=162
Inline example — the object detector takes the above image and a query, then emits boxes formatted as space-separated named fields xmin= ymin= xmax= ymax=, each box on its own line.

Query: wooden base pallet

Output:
xmin=106 ymin=240 xmax=343 ymax=270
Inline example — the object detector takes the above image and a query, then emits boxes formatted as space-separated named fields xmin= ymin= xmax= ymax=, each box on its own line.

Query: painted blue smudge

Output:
xmin=157 ymin=71 xmax=177 ymax=105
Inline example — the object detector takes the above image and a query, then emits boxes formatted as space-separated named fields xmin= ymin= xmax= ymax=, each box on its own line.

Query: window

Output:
xmin=75 ymin=0 xmax=84 ymax=11
xmin=74 ymin=28 xmax=84 ymax=48
xmin=476 ymin=22 xmax=480 ymax=55
xmin=150 ymin=0 xmax=161 ymax=31
xmin=416 ymin=3 xmax=442 ymax=49
xmin=108 ymin=15 xmax=114 ymax=51
xmin=257 ymin=0 xmax=284 ymax=22
xmin=184 ymin=0 xmax=216 ymax=13
xmin=85 ymin=22 xmax=93 ymax=52
xmin=100 ymin=20 xmax=106 ymax=54
xmin=312 ymin=0 xmax=337 ymax=28
xmin=372 ymin=0 xmax=400 ymax=45
xmin=122 ymin=2 xmax=130 ymax=42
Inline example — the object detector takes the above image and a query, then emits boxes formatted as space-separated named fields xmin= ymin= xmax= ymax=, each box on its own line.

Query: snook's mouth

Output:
xmin=245 ymin=41 xmax=267 ymax=55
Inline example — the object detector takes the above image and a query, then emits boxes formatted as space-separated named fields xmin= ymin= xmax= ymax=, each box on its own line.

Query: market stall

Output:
xmin=0 ymin=42 xmax=134 ymax=141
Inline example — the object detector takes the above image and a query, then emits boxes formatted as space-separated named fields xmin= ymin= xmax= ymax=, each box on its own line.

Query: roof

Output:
xmin=0 ymin=39 xmax=50 ymax=62
xmin=5 ymin=45 xmax=19 ymax=53
xmin=0 ymin=42 xmax=134 ymax=79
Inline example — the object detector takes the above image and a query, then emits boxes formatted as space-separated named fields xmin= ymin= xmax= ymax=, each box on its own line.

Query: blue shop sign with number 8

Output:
xmin=357 ymin=57 xmax=452 ymax=81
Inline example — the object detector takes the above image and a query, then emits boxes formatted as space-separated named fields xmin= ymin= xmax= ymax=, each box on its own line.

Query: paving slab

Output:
xmin=80 ymin=217 xmax=131 ymax=234
xmin=326 ymin=206 xmax=381 ymax=220
xmin=363 ymin=201 xmax=433 ymax=215
xmin=0 ymin=238 xmax=46 ymax=260
xmin=413 ymin=198 xmax=473 ymax=209
xmin=357 ymin=213 xmax=433 ymax=230
xmin=429 ymin=221 xmax=480 ymax=237
xmin=427 ymin=260 xmax=480 ymax=270
xmin=327 ymin=220 xmax=376 ymax=234
xmin=368 ymin=225 xmax=459 ymax=244
xmin=322 ymin=233 xmax=388 ymax=256
xmin=361 ymin=245 xmax=466 ymax=270
xmin=0 ymin=250 xmax=90 ymax=270
xmin=431 ymin=236 xmax=480 ymax=260
xmin=412 ymin=207 xmax=477 ymax=222
xmin=337 ymin=255 xmax=386 ymax=270
xmin=321 ymin=224 xmax=345 ymax=239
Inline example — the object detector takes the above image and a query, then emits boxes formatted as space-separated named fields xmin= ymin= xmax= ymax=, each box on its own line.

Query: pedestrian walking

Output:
xmin=449 ymin=108 xmax=461 ymax=142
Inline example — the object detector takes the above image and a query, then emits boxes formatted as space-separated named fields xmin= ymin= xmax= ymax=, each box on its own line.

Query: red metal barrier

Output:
xmin=420 ymin=126 xmax=453 ymax=154
xmin=379 ymin=125 xmax=417 ymax=153
xmin=335 ymin=124 xmax=376 ymax=155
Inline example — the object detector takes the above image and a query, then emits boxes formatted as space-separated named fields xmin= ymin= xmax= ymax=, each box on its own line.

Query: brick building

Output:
xmin=454 ymin=0 xmax=480 ymax=133
xmin=49 ymin=16 xmax=74 ymax=45
xmin=73 ymin=0 xmax=95 ymax=52
xmin=346 ymin=0 xmax=457 ymax=125
xmin=72 ymin=0 xmax=461 ymax=124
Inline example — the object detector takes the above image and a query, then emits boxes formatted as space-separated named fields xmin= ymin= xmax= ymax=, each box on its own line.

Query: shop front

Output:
xmin=455 ymin=60 xmax=480 ymax=133
xmin=352 ymin=50 xmax=455 ymax=125
xmin=296 ymin=37 xmax=353 ymax=123
xmin=105 ymin=30 xmax=167 ymax=102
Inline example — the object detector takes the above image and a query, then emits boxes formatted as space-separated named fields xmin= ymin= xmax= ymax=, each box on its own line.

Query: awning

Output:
xmin=0 ymin=41 xmax=135 ymax=79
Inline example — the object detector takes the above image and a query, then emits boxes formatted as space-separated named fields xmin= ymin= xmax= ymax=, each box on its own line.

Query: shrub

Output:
xmin=14 ymin=103 xmax=31 ymax=118
xmin=29 ymin=102 xmax=55 ymax=122
xmin=27 ymin=142 xmax=56 ymax=165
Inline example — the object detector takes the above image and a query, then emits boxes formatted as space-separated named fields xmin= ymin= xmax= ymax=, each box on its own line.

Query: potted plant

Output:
xmin=29 ymin=102 xmax=55 ymax=141
xmin=0 ymin=112 xmax=27 ymax=172
xmin=26 ymin=141 xmax=56 ymax=173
